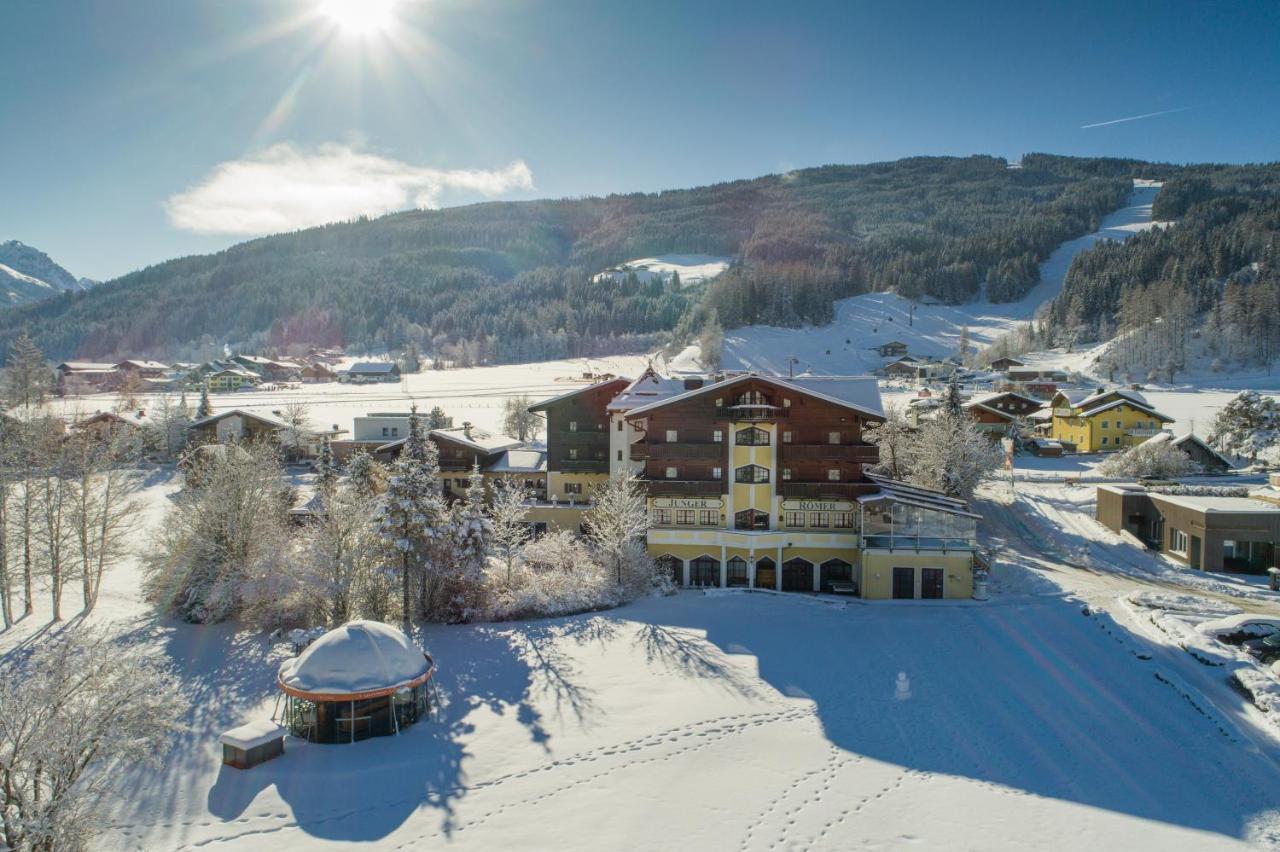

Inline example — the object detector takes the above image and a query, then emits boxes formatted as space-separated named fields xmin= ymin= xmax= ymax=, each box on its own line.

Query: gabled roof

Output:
xmin=77 ymin=410 xmax=146 ymax=428
xmin=190 ymin=408 xmax=288 ymax=430
xmin=376 ymin=426 xmax=523 ymax=456
xmin=117 ymin=359 xmax=169 ymax=370
xmin=208 ymin=367 xmax=261 ymax=380
xmin=968 ymin=391 xmax=1043 ymax=409
xmin=1077 ymin=396 xmax=1172 ymax=422
xmin=607 ymin=369 xmax=691 ymax=412
xmin=347 ymin=361 xmax=398 ymax=374
xmin=486 ymin=448 xmax=548 ymax=473
xmin=527 ymin=376 xmax=631 ymax=413
xmin=1167 ymin=432 xmax=1232 ymax=468
xmin=622 ymin=373 xmax=884 ymax=420
xmin=58 ymin=361 xmax=117 ymax=372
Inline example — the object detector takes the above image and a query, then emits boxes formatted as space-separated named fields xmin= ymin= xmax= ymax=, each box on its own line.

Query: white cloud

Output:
xmin=165 ymin=143 xmax=534 ymax=235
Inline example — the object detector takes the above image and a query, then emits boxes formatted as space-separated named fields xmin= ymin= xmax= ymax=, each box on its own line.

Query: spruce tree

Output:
xmin=5 ymin=330 xmax=49 ymax=408
xmin=316 ymin=436 xmax=337 ymax=497
xmin=196 ymin=384 xmax=213 ymax=419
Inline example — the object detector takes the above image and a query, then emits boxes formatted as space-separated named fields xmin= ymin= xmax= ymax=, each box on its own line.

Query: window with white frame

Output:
xmin=782 ymin=431 xmax=793 ymax=443
xmin=666 ymin=429 xmax=678 ymax=443
xmin=1171 ymin=528 xmax=1189 ymax=554
xmin=568 ymin=448 xmax=578 ymax=460
xmin=782 ymin=467 xmax=792 ymax=480
xmin=827 ymin=469 xmax=841 ymax=481
xmin=665 ymin=466 xmax=678 ymax=479
xmin=569 ymin=421 xmax=578 ymax=432
xmin=712 ymin=466 xmax=722 ymax=479
xmin=713 ymin=429 xmax=723 ymax=442
xmin=828 ymin=431 xmax=841 ymax=444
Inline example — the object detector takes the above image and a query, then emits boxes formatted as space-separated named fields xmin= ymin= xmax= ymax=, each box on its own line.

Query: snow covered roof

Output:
xmin=859 ymin=475 xmax=982 ymax=519
xmin=58 ymin=361 xmax=117 ymax=372
xmin=347 ymin=361 xmax=398 ymax=374
xmin=622 ymin=373 xmax=884 ymax=420
xmin=77 ymin=410 xmax=146 ymax=428
xmin=189 ymin=408 xmax=289 ymax=430
xmin=528 ymin=376 xmax=631 ymax=412
xmin=487 ymin=449 xmax=547 ymax=473
xmin=219 ymin=720 xmax=286 ymax=750
xmin=117 ymin=359 xmax=169 ymax=370
xmin=277 ymin=620 xmax=433 ymax=700
xmin=607 ymin=369 xmax=693 ymax=412
xmin=1149 ymin=493 xmax=1280 ymax=514
xmin=433 ymin=426 xmax=523 ymax=454
xmin=968 ymin=391 xmax=1042 ymax=409
xmin=1170 ymin=433 xmax=1232 ymax=467
xmin=1077 ymin=396 xmax=1173 ymax=422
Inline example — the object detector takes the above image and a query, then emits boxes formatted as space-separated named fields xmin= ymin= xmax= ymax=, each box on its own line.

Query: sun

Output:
xmin=317 ymin=0 xmax=401 ymax=36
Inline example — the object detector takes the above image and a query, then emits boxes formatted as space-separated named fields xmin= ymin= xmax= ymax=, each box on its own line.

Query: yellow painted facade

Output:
xmin=1050 ymin=395 xmax=1171 ymax=453
xmin=861 ymin=551 xmax=974 ymax=600
xmin=546 ymin=471 xmax=610 ymax=500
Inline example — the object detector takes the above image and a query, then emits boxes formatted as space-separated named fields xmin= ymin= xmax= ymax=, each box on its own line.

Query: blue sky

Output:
xmin=2 ymin=0 xmax=1278 ymax=281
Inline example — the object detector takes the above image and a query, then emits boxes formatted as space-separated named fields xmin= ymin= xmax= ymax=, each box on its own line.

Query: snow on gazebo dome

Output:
xmin=278 ymin=620 xmax=433 ymax=701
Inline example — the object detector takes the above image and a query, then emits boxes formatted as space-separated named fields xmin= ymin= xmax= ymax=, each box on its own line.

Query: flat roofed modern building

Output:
xmin=1097 ymin=483 xmax=1280 ymax=574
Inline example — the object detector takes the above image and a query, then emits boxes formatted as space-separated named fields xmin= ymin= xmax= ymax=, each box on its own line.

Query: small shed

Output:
xmin=277 ymin=621 xmax=435 ymax=744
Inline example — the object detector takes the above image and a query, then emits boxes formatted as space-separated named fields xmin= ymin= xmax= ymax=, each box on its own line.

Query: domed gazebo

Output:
xmin=277 ymin=620 xmax=436 ymax=744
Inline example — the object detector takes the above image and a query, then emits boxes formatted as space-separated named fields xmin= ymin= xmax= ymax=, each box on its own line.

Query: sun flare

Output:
xmin=317 ymin=0 xmax=400 ymax=36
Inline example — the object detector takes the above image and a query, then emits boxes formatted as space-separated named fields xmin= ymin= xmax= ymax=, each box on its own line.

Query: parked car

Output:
xmin=1243 ymin=632 xmax=1280 ymax=663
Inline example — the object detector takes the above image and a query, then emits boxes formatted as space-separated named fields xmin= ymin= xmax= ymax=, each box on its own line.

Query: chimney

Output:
xmin=683 ymin=378 xmax=704 ymax=390
xmin=462 ymin=421 xmax=473 ymax=439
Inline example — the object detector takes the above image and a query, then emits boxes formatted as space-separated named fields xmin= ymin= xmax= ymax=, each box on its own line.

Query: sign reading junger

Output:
xmin=652 ymin=497 xmax=724 ymax=509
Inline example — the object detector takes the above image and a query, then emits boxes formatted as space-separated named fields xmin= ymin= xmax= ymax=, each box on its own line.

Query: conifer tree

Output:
xmin=4 ymin=330 xmax=49 ymax=408
xmin=196 ymin=384 xmax=213 ymax=419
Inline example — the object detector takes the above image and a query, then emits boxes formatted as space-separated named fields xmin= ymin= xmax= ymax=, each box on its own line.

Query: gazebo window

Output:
xmin=735 ymin=464 xmax=769 ymax=484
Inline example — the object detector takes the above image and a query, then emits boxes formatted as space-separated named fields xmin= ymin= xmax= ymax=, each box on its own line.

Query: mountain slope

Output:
xmin=0 ymin=154 xmax=1170 ymax=362
xmin=0 ymin=240 xmax=94 ymax=307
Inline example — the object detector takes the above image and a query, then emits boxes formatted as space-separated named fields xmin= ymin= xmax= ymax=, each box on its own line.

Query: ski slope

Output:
xmin=593 ymin=254 xmax=731 ymax=287
xmin=674 ymin=181 xmax=1166 ymax=376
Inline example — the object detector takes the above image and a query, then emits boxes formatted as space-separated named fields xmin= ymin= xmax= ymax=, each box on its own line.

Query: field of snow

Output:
xmin=48 ymin=354 xmax=653 ymax=440
xmin=672 ymin=181 xmax=1167 ymax=377
xmin=593 ymin=254 xmax=731 ymax=287
xmin=3 ymin=458 xmax=1280 ymax=848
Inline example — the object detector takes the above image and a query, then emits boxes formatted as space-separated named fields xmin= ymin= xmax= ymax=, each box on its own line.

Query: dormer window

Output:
xmin=736 ymin=390 xmax=768 ymax=407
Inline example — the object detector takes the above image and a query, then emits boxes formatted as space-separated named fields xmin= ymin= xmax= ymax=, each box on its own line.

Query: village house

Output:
xmin=881 ymin=357 xmax=921 ymax=379
xmin=116 ymin=359 xmax=170 ymax=380
xmin=1008 ymin=367 xmax=1070 ymax=384
xmin=205 ymin=367 xmax=262 ymax=393
xmin=372 ymin=422 xmax=525 ymax=498
xmin=188 ymin=409 xmax=347 ymax=457
xmin=988 ymin=356 xmax=1025 ymax=372
xmin=1097 ymin=483 xmax=1280 ymax=574
xmin=964 ymin=390 xmax=1043 ymax=436
xmin=343 ymin=362 xmax=401 ymax=383
xmin=56 ymin=361 xmax=119 ymax=394
xmin=872 ymin=341 xmax=909 ymax=358
xmin=300 ymin=362 xmax=337 ymax=383
xmin=527 ymin=371 xmax=982 ymax=600
xmin=1143 ymin=431 xmax=1233 ymax=474
xmin=1049 ymin=388 xmax=1173 ymax=453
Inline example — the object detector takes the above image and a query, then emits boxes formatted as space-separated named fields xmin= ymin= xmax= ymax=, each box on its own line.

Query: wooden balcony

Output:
xmin=555 ymin=458 xmax=609 ymax=472
xmin=715 ymin=406 xmax=789 ymax=421
xmin=643 ymin=479 xmax=724 ymax=498
xmin=555 ymin=430 xmax=609 ymax=445
xmin=780 ymin=444 xmax=878 ymax=462
xmin=630 ymin=442 xmax=722 ymax=461
xmin=779 ymin=482 xmax=877 ymax=500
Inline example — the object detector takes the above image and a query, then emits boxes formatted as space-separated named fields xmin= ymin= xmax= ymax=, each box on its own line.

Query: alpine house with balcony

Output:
xmin=527 ymin=369 xmax=982 ymax=600
xmin=1048 ymin=388 xmax=1173 ymax=453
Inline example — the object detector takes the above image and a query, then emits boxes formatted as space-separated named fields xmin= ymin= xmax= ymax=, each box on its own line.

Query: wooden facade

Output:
xmin=531 ymin=379 xmax=629 ymax=476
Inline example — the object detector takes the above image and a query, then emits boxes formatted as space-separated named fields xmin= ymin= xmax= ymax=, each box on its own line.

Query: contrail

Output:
xmin=1081 ymin=106 xmax=1193 ymax=129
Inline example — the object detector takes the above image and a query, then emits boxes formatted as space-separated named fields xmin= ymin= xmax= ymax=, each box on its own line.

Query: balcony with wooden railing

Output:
xmin=642 ymin=479 xmax=724 ymax=498
xmin=630 ymin=442 xmax=723 ymax=461
xmin=779 ymin=443 xmax=878 ymax=462
xmin=555 ymin=458 xmax=609 ymax=472
xmin=714 ymin=406 xmax=789 ymax=421
xmin=779 ymin=482 xmax=878 ymax=500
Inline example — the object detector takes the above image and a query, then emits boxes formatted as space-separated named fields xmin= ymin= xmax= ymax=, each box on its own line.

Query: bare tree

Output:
xmin=490 ymin=475 xmax=532 ymax=582
xmin=502 ymin=395 xmax=542 ymax=443
xmin=584 ymin=472 xmax=649 ymax=585
xmin=279 ymin=400 xmax=312 ymax=460
xmin=299 ymin=485 xmax=378 ymax=626
xmin=0 ymin=626 xmax=184 ymax=852
xmin=65 ymin=431 xmax=140 ymax=613
xmin=864 ymin=403 xmax=911 ymax=480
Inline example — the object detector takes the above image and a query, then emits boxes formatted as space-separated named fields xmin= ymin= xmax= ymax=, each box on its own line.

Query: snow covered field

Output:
xmin=593 ymin=254 xmax=731 ymax=287
xmin=677 ymin=181 xmax=1167 ymax=377
xmin=1 ymin=444 xmax=1278 ymax=848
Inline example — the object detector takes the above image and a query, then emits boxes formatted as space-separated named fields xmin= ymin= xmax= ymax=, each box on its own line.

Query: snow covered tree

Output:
xmin=346 ymin=449 xmax=384 ymax=496
xmin=315 ymin=436 xmax=337 ymax=498
xmin=909 ymin=409 xmax=1001 ymax=499
xmin=0 ymin=626 xmax=183 ymax=852
xmin=375 ymin=407 xmax=445 ymax=627
xmin=864 ymin=403 xmax=911 ymax=480
xmin=279 ymin=401 xmax=312 ymax=461
xmin=436 ymin=463 xmax=492 ymax=622
xmin=1099 ymin=438 xmax=1199 ymax=479
xmin=941 ymin=378 xmax=964 ymax=418
xmin=1209 ymin=390 xmax=1280 ymax=463
xmin=490 ymin=475 xmax=532 ymax=581
xmin=584 ymin=472 xmax=650 ymax=585
xmin=196 ymin=383 xmax=213 ymax=419
xmin=4 ymin=329 xmax=49 ymax=408
xmin=699 ymin=311 xmax=724 ymax=370
xmin=144 ymin=440 xmax=291 ymax=623
xmin=65 ymin=429 xmax=140 ymax=613
xmin=502 ymin=394 xmax=542 ymax=443
xmin=298 ymin=485 xmax=379 ymax=626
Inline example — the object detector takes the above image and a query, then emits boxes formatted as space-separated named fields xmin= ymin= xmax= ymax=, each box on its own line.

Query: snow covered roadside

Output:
xmin=979 ymin=480 xmax=1280 ymax=604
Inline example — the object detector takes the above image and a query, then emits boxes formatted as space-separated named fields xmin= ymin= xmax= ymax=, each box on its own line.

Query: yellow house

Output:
xmin=1049 ymin=388 xmax=1173 ymax=453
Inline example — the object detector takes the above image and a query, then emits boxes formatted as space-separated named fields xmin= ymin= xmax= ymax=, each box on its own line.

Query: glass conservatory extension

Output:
xmin=859 ymin=488 xmax=979 ymax=552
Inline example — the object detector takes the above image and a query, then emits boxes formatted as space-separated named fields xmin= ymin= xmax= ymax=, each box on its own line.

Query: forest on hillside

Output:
xmin=1043 ymin=163 xmax=1280 ymax=377
xmin=0 ymin=154 xmax=1163 ymax=363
